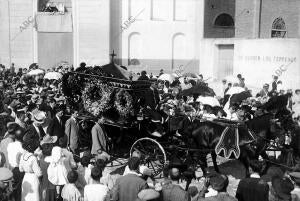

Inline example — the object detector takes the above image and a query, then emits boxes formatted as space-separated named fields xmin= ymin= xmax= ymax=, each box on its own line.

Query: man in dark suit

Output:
xmin=48 ymin=98 xmax=56 ymax=119
xmin=65 ymin=109 xmax=79 ymax=154
xmin=111 ymin=157 xmax=147 ymax=201
xmin=23 ymin=111 xmax=47 ymax=145
xmin=271 ymin=75 xmax=279 ymax=93
xmin=178 ymin=105 xmax=196 ymax=137
xmin=47 ymin=105 xmax=65 ymax=139
xmin=235 ymin=160 xmax=269 ymax=201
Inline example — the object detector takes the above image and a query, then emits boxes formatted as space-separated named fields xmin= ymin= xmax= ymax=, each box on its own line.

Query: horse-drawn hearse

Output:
xmin=62 ymin=58 xmax=299 ymax=178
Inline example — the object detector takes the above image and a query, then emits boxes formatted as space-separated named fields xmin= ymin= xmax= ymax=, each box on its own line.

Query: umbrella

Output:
xmin=224 ymin=75 xmax=239 ymax=84
xmin=196 ymin=96 xmax=220 ymax=107
xmin=181 ymin=84 xmax=215 ymax=97
xmin=229 ymin=91 xmax=252 ymax=106
xmin=182 ymin=73 xmax=199 ymax=78
xmin=158 ymin=74 xmax=175 ymax=83
xmin=226 ymin=87 xmax=245 ymax=95
xmin=44 ymin=72 xmax=63 ymax=80
xmin=28 ymin=63 xmax=38 ymax=70
xmin=261 ymin=94 xmax=288 ymax=111
xmin=27 ymin=69 xmax=44 ymax=76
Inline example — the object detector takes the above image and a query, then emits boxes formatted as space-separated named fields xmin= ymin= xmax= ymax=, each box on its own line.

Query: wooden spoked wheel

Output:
xmin=130 ymin=137 xmax=166 ymax=178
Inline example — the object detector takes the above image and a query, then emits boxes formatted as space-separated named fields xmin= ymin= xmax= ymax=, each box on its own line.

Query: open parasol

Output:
xmin=196 ymin=96 xmax=220 ymax=107
xmin=181 ymin=84 xmax=215 ymax=97
xmin=158 ymin=74 xmax=176 ymax=83
xmin=261 ymin=94 xmax=288 ymax=111
xmin=44 ymin=72 xmax=63 ymax=80
xmin=27 ymin=69 xmax=45 ymax=76
xmin=229 ymin=91 xmax=252 ymax=106
xmin=226 ymin=86 xmax=245 ymax=95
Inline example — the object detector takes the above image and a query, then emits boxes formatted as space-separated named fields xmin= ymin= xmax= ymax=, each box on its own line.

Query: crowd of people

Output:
xmin=0 ymin=61 xmax=300 ymax=201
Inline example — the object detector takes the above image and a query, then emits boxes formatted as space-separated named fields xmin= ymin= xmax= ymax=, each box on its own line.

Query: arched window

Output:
xmin=271 ymin=17 xmax=287 ymax=38
xmin=214 ymin=13 xmax=234 ymax=27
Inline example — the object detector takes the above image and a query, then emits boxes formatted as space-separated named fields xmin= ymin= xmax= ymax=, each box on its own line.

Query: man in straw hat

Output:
xmin=23 ymin=110 xmax=47 ymax=145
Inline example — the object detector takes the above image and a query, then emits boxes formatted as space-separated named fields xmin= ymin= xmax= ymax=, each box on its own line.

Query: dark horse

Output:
xmin=190 ymin=113 xmax=285 ymax=176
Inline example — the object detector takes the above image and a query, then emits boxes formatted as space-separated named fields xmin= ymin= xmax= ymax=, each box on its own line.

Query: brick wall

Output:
xmin=236 ymin=0 xmax=300 ymax=38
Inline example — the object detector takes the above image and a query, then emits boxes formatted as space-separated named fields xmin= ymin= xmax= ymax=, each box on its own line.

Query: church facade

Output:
xmin=0 ymin=0 xmax=299 ymax=88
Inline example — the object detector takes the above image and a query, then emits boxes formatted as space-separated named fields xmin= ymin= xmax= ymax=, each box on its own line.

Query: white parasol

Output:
xmin=196 ymin=96 xmax=220 ymax=107
xmin=172 ymin=73 xmax=180 ymax=78
xmin=226 ymin=86 xmax=245 ymax=95
xmin=27 ymin=69 xmax=45 ymax=76
xmin=158 ymin=73 xmax=175 ymax=83
xmin=44 ymin=72 xmax=63 ymax=80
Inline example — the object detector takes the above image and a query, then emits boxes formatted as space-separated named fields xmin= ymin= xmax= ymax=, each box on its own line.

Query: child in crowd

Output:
xmin=61 ymin=170 xmax=82 ymax=201
xmin=76 ymin=155 xmax=93 ymax=194
xmin=46 ymin=146 xmax=69 ymax=200
xmin=84 ymin=167 xmax=109 ymax=201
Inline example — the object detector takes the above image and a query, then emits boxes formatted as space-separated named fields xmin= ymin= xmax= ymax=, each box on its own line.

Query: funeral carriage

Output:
xmin=62 ymin=56 xmax=171 ymax=175
xmin=62 ymin=55 xmax=295 ymax=177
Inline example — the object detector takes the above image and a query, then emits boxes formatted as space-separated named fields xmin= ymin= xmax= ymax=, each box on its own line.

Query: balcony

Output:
xmin=35 ymin=12 xmax=73 ymax=32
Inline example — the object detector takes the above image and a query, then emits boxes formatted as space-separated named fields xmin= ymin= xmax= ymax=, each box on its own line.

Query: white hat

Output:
xmin=32 ymin=110 xmax=46 ymax=124
xmin=40 ymin=135 xmax=58 ymax=145
xmin=138 ymin=189 xmax=160 ymax=200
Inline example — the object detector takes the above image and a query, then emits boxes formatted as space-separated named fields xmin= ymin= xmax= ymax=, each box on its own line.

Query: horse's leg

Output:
xmin=239 ymin=148 xmax=250 ymax=177
xmin=211 ymin=151 xmax=220 ymax=173
xmin=255 ymin=139 xmax=269 ymax=160
xmin=199 ymin=153 xmax=208 ymax=177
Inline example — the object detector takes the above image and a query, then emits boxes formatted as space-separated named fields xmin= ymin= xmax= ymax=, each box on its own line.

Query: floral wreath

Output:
xmin=114 ymin=89 xmax=133 ymax=117
xmin=82 ymin=81 xmax=113 ymax=117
